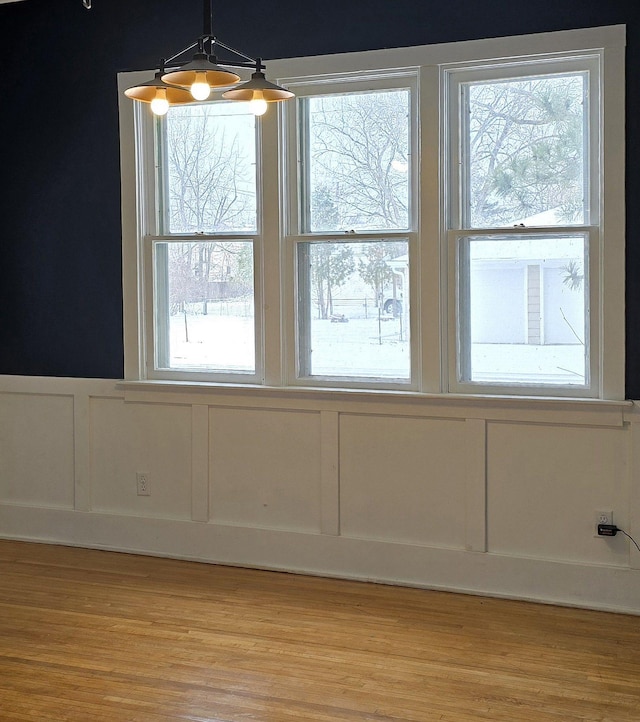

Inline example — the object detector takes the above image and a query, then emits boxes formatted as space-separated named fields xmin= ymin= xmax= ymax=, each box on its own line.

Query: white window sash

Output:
xmin=447 ymin=227 xmax=599 ymax=397
xmin=142 ymin=235 xmax=264 ymax=384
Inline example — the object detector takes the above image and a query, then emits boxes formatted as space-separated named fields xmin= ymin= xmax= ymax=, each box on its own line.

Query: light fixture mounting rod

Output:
xmin=203 ymin=0 xmax=213 ymax=38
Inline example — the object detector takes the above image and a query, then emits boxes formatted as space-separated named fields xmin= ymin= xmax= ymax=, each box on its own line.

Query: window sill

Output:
xmin=117 ymin=379 xmax=632 ymax=427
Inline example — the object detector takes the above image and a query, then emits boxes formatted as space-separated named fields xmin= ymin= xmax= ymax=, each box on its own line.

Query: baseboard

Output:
xmin=1 ymin=503 xmax=639 ymax=615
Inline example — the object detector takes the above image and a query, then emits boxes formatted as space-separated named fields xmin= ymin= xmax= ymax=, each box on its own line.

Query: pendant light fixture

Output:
xmin=120 ymin=0 xmax=294 ymax=116
xmin=223 ymin=63 xmax=294 ymax=115
xmin=123 ymin=67 xmax=194 ymax=116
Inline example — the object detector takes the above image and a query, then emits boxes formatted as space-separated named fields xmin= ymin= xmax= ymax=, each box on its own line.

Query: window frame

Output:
xmin=133 ymin=95 xmax=266 ymax=385
xmin=281 ymin=73 xmax=420 ymax=389
xmin=444 ymin=54 xmax=603 ymax=397
xmin=118 ymin=25 xmax=625 ymax=401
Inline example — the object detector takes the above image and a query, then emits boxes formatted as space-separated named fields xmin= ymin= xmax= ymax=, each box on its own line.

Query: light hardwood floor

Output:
xmin=0 ymin=540 xmax=639 ymax=721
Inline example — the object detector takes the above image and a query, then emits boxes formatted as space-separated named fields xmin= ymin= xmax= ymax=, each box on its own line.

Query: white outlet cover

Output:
xmin=594 ymin=509 xmax=613 ymax=537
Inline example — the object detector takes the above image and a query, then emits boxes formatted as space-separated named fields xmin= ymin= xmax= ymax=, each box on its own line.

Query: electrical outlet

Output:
xmin=594 ymin=509 xmax=613 ymax=536
xmin=136 ymin=472 xmax=150 ymax=496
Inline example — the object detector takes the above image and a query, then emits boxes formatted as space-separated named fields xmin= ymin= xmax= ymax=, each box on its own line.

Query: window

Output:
xmin=119 ymin=26 xmax=625 ymax=399
xmin=446 ymin=58 xmax=601 ymax=396
xmin=144 ymin=102 xmax=262 ymax=382
xmin=288 ymin=82 xmax=416 ymax=385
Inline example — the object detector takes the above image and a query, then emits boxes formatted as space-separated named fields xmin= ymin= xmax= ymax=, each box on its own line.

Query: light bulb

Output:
xmin=249 ymin=91 xmax=268 ymax=116
xmin=190 ymin=72 xmax=211 ymax=101
xmin=150 ymin=89 xmax=169 ymax=116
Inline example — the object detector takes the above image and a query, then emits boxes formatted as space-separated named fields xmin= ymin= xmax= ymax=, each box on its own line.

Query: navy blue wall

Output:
xmin=0 ymin=0 xmax=637 ymax=391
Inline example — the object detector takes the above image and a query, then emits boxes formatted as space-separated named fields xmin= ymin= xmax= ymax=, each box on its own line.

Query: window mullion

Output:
xmin=261 ymin=103 xmax=284 ymax=387
xmin=419 ymin=62 xmax=443 ymax=394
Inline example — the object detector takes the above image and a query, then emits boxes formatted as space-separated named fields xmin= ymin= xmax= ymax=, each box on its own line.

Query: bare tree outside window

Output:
xmin=165 ymin=103 xmax=257 ymax=234
xmin=466 ymin=74 xmax=587 ymax=228
xmin=455 ymin=72 xmax=591 ymax=388
xmin=296 ymin=88 xmax=412 ymax=380
xmin=305 ymin=89 xmax=410 ymax=232
xmin=155 ymin=103 xmax=258 ymax=373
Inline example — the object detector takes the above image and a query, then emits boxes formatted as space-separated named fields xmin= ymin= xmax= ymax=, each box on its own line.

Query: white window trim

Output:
xmin=118 ymin=24 xmax=625 ymax=401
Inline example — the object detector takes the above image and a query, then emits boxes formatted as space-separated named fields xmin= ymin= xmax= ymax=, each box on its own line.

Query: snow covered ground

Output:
xmin=167 ymin=305 xmax=585 ymax=386
xmin=169 ymin=307 xmax=256 ymax=372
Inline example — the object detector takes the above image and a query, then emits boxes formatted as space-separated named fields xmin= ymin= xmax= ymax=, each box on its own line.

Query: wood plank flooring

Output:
xmin=0 ymin=540 xmax=638 ymax=721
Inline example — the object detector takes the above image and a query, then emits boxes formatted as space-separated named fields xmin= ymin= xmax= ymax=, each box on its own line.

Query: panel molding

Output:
xmin=1 ymin=376 xmax=638 ymax=613
xmin=320 ymin=411 xmax=340 ymax=535
xmin=73 ymin=393 xmax=91 ymax=512
xmin=191 ymin=404 xmax=209 ymax=522
xmin=464 ymin=418 xmax=487 ymax=552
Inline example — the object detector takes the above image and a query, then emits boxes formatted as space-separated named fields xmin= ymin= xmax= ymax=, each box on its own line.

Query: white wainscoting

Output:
xmin=1 ymin=375 xmax=639 ymax=613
